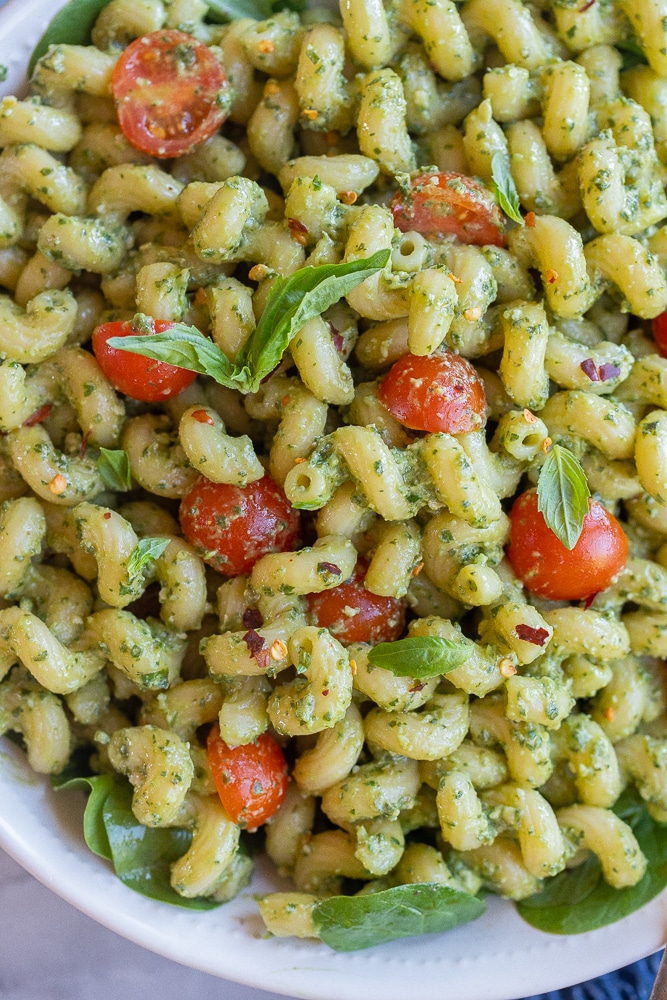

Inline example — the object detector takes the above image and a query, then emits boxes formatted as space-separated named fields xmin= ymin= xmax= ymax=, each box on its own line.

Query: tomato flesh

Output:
xmin=306 ymin=561 xmax=406 ymax=645
xmin=652 ymin=313 xmax=667 ymax=358
xmin=378 ymin=351 xmax=487 ymax=434
xmin=179 ymin=474 xmax=301 ymax=576
xmin=92 ymin=318 xmax=197 ymax=401
xmin=112 ymin=30 xmax=229 ymax=158
xmin=390 ymin=172 xmax=507 ymax=247
xmin=507 ymin=490 xmax=628 ymax=601
xmin=207 ymin=725 xmax=288 ymax=830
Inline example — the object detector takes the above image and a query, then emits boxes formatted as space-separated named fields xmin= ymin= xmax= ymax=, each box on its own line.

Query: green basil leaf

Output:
xmin=97 ymin=448 xmax=132 ymax=492
xmin=517 ymin=791 xmax=667 ymax=934
xmin=55 ymin=774 xmax=114 ymax=860
xmin=616 ymin=38 xmax=648 ymax=70
xmin=127 ymin=537 xmax=170 ymax=577
xmin=313 ymin=883 xmax=485 ymax=951
xmin=109 ymin=250 xmax=390 ymax=394
xmin=106 ymin=326 xmax=239 ymax=387
xmin=234 ymin=248 xmax=391 ymax=391
xmin=537 ymin=443 xmax=591 ymax=550
xmin=367 ymin=635 xmax=474 ymax=678
xmin=204 ymin=0 xmax=272 ymax=18
xmin=490 ymin=152 xmax=524 ymax=226
xmin=29 ymin=0 xmax=112 ymax=74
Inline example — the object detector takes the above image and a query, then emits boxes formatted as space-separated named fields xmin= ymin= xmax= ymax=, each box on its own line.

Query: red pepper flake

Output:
xmin=545 ymin=269 xmax=558 ymax=284
xmin=287 ymin=218 xmax=309 ymax=245
xmin=525 ymin=212 xmax=537 ymax=227
xmin=103 ymin=511 xmax=112 ymax=520
xmin=605 ymin=706 xmax=615 ymax=721
xmin=598 ymin=362 xmax=621 ymax=382
xmin=243 ymin=629 xmax=270 ymax=667
xmin=515 ymin=624 xmax=550 ymax=646
xmin=23 ymin=403 xmax=52 ymax=427
xmin=242 ymin=607 xmax=264 ymax=630
xmin=318 ymin=562 xmax=342 ymax=576
xmin=321 ymin=688 xmax=329 ymax=696
xmin=330 ymin=323 xmax=345 ymax=353
xmin=580 ymin=358 xmax=600 ymax=382
xmin=192 ymin=409 xmax=215 ymax=425
xmin=583 ymin=591 xmax=599 ymax=610
xmin=80 ymin=429 xmax=91 ymax=459
xmin=338 ymin=190 xmax=357 ymax=205
xmin=409 ymin=681 xmax=426 ymax=693
xmin=578 ymin=0 xmax=595 ymax=10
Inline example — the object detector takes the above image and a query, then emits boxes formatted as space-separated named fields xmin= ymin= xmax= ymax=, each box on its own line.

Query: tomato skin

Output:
xmin=207 ymin=725 xmax=288 ymax=830
xmin=179 ymin=474 xmax=301 ymax=576
xmin=92 ymin=318 xmax=197 ymax=401
xmin=652 ymin=313 xmax=667 ymax=358
xmin=378 ymin=351 xmax=487 ymax=434
xmin=507 ymin=490 xmax=628 ymax=601
xmin=111 ymin=30 xmax=229 ymax=158
xmin=306 ymin=561 xmax=406 ymax=645
xmin=390 ymin=172 xmax=507 ymax=247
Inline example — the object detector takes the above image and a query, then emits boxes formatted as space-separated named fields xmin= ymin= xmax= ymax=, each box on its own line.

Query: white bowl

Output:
xmin=0 ymin=1 xmax=665 ymax=995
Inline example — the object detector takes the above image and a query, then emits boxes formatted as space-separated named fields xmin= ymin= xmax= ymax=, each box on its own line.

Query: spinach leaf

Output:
xmin=313 ymin=883 xmax=485 ymax=951
xmin=126 ymin=537 xmax=170 ymax=577
xmin=29 ymin=0 xmax=113 ymax=74
xmin=517 ymin=791 xmax=667 ymax=934
xmin=108 ymin=249 xmax=390 ymax=394
xmin=537 ymin=443 xmax=591 ymax=550
xmin=55 ymin=773 xmax=220 ymax=909
xmin=97 ymin=448 xmax=132 ymax=492
xmin=367 ymin=635 xmax=474 ymax=679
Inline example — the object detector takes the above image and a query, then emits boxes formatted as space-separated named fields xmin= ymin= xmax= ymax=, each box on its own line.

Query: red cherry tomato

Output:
xmin=306 ymin=561 xmax=406 ymax=645
xmin=390 ymin=172 xmax=507 ymax=247
xmin=92 ymin=318 xmax=197 ymax=402
xmin=111 ymin=30 xmax=229 ymax=158
xmin=507 ymin=489 xmax=628 ymax=601
xmin=652 ymin=313 xmax=667 ymax=357
xmin=378 ymin=351 xmax=487 ymax=434
xmin=207 ymin=725 xmax=288 ymax=830
xmin=179 ymin=474 xmax=301 ymax=576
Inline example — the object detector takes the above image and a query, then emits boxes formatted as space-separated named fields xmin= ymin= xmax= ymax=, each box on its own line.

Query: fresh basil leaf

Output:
xmin=109 ymin=250 xmax=390 ymax=394
xmin=367 ymin=635 xmax=474 ymax=679
xmin=106 ymin=326 xmax=238 ymax=386
xmin=234 ymin=249 xmax=391 ymax=391
xmin=55 ymin=774 xmax=115 ymax=860
xmin=127 ymin=537 xmax=170 ymax=577
xmin=490 ymin=152 xmax=524 ymax=226
xmin=204 ymin=0 xmax=272 ymax=18
xmin=313 ymin=883 xmax=485 ymax=951
xmin=29 ymin=0 xmax=112 ymax=74
xmin=517 ymin=791 xmax=667 ymax=934
xmin=537 ymin=443 xmax=591 ymax=550
xmin=616 ymin=38 xmax=648 ymax=70
xmin=97 ymin=448 xmax=132 ymax=492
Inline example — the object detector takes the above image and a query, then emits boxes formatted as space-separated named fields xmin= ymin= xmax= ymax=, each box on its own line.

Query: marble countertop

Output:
xmin=1 ymin=844 xmax=661 ymax=1000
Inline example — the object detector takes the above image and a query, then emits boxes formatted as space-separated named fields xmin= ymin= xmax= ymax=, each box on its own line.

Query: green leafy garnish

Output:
xmin=537 ymin=443 xmax=591 ymax=550
xmin=313 ymin=883 xmax=485 ymax=951
xmin=204 ymin=0 xmax=305 ymax=20
xmin=126 ymin=537 xmax=170 ymax=577
xmin=517 ymin=791 xmax=667 ymax=933
xmin=367 ymin=635 xmax=474 ymax=678
xmin=28 ymin=0 xmax=113 ymax=74
xmin=616 ymin=38 xmax=648 ymax=71
xmin=108 ymin=250 xmax=390 ymax=395
xmin=97 ymin=448 xmax=132 ymax=492
xmin=490 ymin=152 xmax=524 ymax=226
xmin=55 ymin=774 xmax=219 ymax=909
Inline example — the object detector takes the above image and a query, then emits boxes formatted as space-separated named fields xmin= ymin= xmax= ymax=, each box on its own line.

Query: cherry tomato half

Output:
xmin=653 ymin=313 xmax=667 ymax=358
xmin=378 ymin=351 xmax=487 ymax=434
xmin=306 ymin=561 xmax=406 ymax=645
xmin=92 ymin=318 xmax=197 ymax=402
xmin=507 ymin=489 xmax=628 ymax=601
xmin=111 ymin=29 xmax=229 ymax=158
xmin=179 ymin=474 xmax=301 ymax=576
xmin=390 ymin=172 xmax=507 ymax=247
xmin=207 ymin=725 xmax=288 ymax=830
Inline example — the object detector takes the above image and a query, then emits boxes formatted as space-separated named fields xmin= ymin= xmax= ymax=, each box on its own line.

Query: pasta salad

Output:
xmin=1 ymin=0 xmax=667 ymax=953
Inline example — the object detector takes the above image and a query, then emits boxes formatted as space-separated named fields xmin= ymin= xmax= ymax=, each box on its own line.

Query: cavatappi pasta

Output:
xmin=3 ymin=0 xmax=667 ymax=949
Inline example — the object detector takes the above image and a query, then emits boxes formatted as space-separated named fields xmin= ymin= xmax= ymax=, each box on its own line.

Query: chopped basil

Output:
xmin=313 ymin=883 xmax=485 ymax=951
xmin=537 ymin=443 xmax=591 ymax=550
xmin=490 ymin=152 xmax=524 ymax=226
xmin=126 ymin=537 xmax=170 ymax=577
xmin=97 ymin=447 xmax=132 ymax=492
xmin=367 ymin=635 xmax=474 ymax=678
xmin=108 ymin=249 xmax=390 ymax=395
